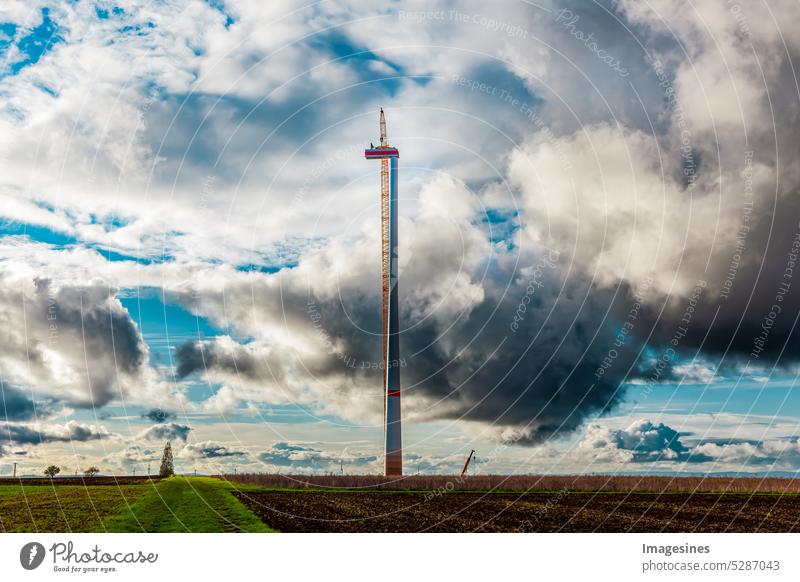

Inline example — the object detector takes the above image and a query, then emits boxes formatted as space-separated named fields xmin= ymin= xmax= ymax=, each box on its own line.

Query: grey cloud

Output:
xmin=0 ymin=421 xmax=114 ymax=445
xmin=0 ymin=384 xmax=55 ymax=421
xmin=183 ymin=441 xmax=248 ymax=459
xmin=404 ymin=453 xmax=463 ymax=474
xmin=583 ymin=420 xmax=698 ymax=463
xmin=581 ymin=420 xmax=800 ymax=468
xmin=690 ymin=439 xmax=800 ymax=469
xmin=142 ymin=408 xmax=174 ymax=423
xmin=139 ymin=422 xmax=192 ymax=442
xmin=176 ymin=339 xmax=269 ymax=381
xmin=103 ymin=445 xmax=160 ymax=468
xmin=258 ymin=442 xmax=376 ymax=469
xmin=175 ymin=257 xmax=644 ymax=446
xmin=0 ymin=276 xmax=150 ymax=409
xmin=170 ymin=170 xmax=638 ymax=445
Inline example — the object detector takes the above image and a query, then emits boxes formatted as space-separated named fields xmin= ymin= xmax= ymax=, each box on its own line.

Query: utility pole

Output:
xmin=13 ymin=462 xmax=17 ymax=478
xmin=147 ymin=463 xmax=150 ymax=476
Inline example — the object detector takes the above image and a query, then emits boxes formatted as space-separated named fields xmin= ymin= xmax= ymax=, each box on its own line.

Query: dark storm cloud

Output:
xmin=0 ymin=384 xmax=55 ymax=421
xmin=38 ymin=280 xmax=147 ymax=377
xmin=139 ymin=422 xmax=192 ymax=442
xmin=0 ymin=276 xmax=150 ymax=409
xmin=0 ymin=421 xmax=114 ymax=444
xmin=174 ymin=246 xmax=656 ymax=445
xmin=643 ymin=195 xmax=800 ymax=365
xmin=176 ymin=340 xmax=268 ymax=381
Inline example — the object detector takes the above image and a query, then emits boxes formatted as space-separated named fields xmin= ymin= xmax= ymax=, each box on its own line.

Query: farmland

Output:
xmin=226 ymin=473 xmax=800 ymax=532
xmin=0 ymin=476 xmax=272 ymax=533
xmin=2 ymin=474 xmax=800 ymax=532
xmin=0 ymin=478 xmax=151 ymax=532
xmin=224 ymin=473 xmax=800 ymax=494
xmin=233 ymin=489 xmax=800 ymax=532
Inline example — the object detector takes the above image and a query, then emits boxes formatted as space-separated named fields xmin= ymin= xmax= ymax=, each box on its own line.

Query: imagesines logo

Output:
xmin=20 ymin=542 xmax=46 ymax=570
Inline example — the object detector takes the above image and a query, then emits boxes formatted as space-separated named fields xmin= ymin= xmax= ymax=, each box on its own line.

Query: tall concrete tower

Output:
xmin=364 ymin=108 xmax=402 ymax=476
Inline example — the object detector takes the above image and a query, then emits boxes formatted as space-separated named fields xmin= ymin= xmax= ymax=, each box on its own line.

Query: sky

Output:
xmin=1 ymin=0 xmax=800 ymax=477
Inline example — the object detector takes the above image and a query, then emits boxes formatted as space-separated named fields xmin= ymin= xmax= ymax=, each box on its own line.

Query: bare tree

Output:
xmin=43 ymin=465 xmax=61 ymax=478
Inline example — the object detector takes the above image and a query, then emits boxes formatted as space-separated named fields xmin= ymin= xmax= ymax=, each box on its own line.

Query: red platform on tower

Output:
xmin=365 ymin=147 xmax=399 ymax=159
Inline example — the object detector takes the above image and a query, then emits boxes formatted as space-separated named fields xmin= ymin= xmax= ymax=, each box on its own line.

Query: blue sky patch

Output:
xmin=204 ymin=0 xmax=235 ymax=29
xmin=8 ymin=8 xmax=63 ymax=76
xmin=0 ymin=223 xmax=77 ymax=247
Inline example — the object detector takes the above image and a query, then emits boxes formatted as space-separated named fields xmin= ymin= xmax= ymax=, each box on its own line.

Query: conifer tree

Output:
xmin=159 ymin=441 xmax=174 ymax=477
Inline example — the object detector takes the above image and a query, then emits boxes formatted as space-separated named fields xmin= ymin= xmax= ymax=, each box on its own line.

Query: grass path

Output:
xmin=104 ymin=476 xmax=276 ymax=532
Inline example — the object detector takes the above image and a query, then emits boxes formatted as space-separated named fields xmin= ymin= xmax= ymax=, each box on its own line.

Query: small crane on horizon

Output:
xmin=461 ymin=450 xmax=476 ymax=477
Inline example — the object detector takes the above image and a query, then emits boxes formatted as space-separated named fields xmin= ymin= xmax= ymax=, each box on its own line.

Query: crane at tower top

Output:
xmin=365 ymin=108 xmax=399 ymax=159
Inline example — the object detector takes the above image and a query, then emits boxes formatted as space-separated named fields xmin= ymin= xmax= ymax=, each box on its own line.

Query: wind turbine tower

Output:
xmin=365 ymin=108 xmax=402 ymax=476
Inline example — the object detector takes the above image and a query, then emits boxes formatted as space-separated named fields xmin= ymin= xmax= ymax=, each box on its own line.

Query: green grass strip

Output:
xmin=104 ymin=476 xmax=276 ymax=532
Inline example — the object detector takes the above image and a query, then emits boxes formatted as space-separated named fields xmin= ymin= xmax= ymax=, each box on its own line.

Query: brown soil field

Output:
xmin=224 ymin=473 xmax=800 ymax=493
xmin=233 ymin=490 xmax=800 ymax=532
